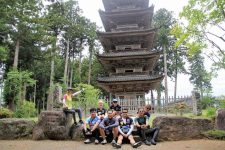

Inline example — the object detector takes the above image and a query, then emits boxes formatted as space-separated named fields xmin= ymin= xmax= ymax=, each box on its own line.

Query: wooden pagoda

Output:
xmin=97 ymin=0 xmax=164 ymax=101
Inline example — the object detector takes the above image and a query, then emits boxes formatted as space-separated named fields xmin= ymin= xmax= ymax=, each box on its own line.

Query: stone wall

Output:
xmin=215 ymin=109 xmax=225 ymax=130
xmin=153 ymin=116 xmax=214 ymax=141
xmin=0 ymin=118 xmax=35 ymax=140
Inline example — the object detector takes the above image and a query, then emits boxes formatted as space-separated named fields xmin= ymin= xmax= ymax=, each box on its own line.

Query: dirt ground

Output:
xmin=0 ymin=140 xmax=225 ymax=150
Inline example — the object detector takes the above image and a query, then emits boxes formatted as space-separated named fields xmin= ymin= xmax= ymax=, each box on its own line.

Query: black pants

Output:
xmin=82 ymin=128 xmax=100 ymax=140
xmin=63 ymin=108 xmax=82 ymax=123
xmin=137 ymin=127 xmax=160 ymax=141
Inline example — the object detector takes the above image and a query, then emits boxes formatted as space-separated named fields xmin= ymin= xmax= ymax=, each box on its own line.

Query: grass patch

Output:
xmin=203 ymin=130 xmax=225 ymax=140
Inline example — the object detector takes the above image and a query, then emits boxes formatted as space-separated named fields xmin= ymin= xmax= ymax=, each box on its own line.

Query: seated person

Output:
xmin=135 ymin=108 xmax=159 ymax=145
xmin=144 ymin=104 xmax=151 ymax=119
xmin=110 ymin=99 xmax=121 ymax=118
xmin=99 ymin=109 xmax=119 ymax=145
xmin=83 ymin=108 xmax=101 ymax=144
xmin=97 ymin=100 xmax=107 ymax=121
xmin=112 ymin=108 xmax=142 ymax=149
xmin=62 ymin=87 xmax=84 ymax=125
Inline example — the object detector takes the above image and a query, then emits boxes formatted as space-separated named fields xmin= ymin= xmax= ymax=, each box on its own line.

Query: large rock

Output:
xmin=0 ymin=118 xmax=35 ymax=140
xmin=71 ymin=124 xmax=84 ymax=140
xmin=153 ymin=116 xmax=214 ymax=141
xmin=33 ymin=111 xmax=73 ymax=140
xmin=215 ymin=109 xmax=225 ymax=130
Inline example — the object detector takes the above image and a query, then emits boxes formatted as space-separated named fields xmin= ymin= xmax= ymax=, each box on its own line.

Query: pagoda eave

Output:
xmin=102 ymin=0 xmax=149 ymax=12
xmin=97 ymin=75 xmax=163 ymax=93
xmin=97 ymin=29 xmax=156 ymax=51
xmin=99 ymin=6 xmax=154 ymax=31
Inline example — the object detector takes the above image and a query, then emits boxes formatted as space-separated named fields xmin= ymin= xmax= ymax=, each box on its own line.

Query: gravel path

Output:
xmin=0 ymin=140 xmax=225 ymax=150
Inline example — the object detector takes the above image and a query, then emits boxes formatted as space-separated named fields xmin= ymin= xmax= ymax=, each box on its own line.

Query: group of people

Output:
xmin=82 ymin=99 xmax=159 ymax=148
xmin=62 ymin=88 xmax=159 ymax=149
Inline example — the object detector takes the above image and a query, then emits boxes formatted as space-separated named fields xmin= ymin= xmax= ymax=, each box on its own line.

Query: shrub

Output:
xmin=14 ymin=101 xmax=37 ymax=118
xmin=205 ymin=107 xmax=216 ymax=118
xmin=203 ymin=130 xmax=225 ymax=140
xmin=0 ymin=108 xmax=13 ymax=118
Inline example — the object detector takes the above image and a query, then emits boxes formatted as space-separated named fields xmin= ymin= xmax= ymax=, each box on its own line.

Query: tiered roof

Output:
xmin=99 ymin=6 xmax=154 ymax=32
xmin=97 ymin=0 xmax=163 ymax=94
xmin=102 ymin=0 xmax=149 ymax=12
xmin=97 ymin=29 xmax=156 ymax=51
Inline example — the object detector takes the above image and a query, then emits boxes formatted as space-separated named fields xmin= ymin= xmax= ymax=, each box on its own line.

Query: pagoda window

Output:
xmin=125 ymin=69 xmax=134 ymax=73
xmin=116 ymin=44 xmax=141 ymax=50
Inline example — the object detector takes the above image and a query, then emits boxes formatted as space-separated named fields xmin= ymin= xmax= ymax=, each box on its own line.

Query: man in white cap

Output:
xmin=110 ymin=99 xmax=121 ymax=118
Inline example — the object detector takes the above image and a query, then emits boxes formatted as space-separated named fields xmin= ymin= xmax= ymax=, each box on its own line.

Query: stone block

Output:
xmin=215 ymin=109 xmax=225 ymax=130
xmin=153 ymin=116 xmax=214 ymax=141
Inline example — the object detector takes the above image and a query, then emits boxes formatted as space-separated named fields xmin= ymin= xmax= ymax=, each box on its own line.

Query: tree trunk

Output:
xmin=157 ymin=87 xmax=161 ymax=113
xmin=13 ymin=40 xmax=20 ymax=69
xmin=163 ymin=45 xmax=168 ymax=114
xmin=47 ymin=41 xmax=56 ymax=111
xmin=151 ymin=90 xmax=154 ymax=108
xmin=174 ymin=65 xmax=178 ymax=102
xmin=64 ymin=38 xmax=70 ymax=86
xmin=79 ymin=50 xmax=82 ymax=83
xmin=88 ymin=43 xmax=94 ymax=85
xmin=69 ymin=57 xmax=74 ymax=87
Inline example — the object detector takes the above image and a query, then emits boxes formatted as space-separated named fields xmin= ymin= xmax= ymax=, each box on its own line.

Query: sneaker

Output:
xmin=79 ymin=120 xmax=84 ymax=124
xmin=74 ymin=122 xmax=78 ymax=125
xmin=111 ymin=139 xmax=116 ymax=144
xmin=84 ymin=139 xmax=92 ymax=144
xmin=132 ymin=141 xmax=142 ymax=148
xmin=112 ymin=143 xmax=121 ymax=149
xmin=101 ymin=139 xmax=107 ymax=145
xmin=95 ymin=139 xmax=99 ymax=144
xmin=144 ymin=140 xmax=151 ymax=146
xmin=151 ymin=139 xmax=156 ymax=145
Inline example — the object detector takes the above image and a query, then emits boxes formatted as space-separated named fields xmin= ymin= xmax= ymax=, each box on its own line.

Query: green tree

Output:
xmin=188 ymin=51 xmax=212 ymax=98
xmin=172 ymin=0 xmax=225 ymax=69
xmin=4 ymin=70 xmax=36 ymax=110
xmin=153 ymin=9 xmax=187 ymax=110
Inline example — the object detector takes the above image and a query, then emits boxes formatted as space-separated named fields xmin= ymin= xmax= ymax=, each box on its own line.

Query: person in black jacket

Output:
xmin=135 ymin=108 xmax=159 ymax=145
xmin=110 ymin=99 xmax=121 ymax=118
xmin=99 ymin=109 xmax=119 ymax=144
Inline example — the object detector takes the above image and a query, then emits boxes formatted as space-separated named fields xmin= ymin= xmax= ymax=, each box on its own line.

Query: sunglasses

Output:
xmin=146 ymin=108 xmax=151 ymax=110
xmin=122 ymin=112 xmax=128 ymax=113
xmin=139 ymin=111 xmax=144 ymax=113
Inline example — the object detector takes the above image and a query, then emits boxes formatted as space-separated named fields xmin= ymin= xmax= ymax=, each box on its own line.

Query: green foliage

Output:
xmin=0 ymin=108 xmax=13 ymax=119
xmin=14 ymin=101 xmax=37 ymax=118
xmin=205 ymin=107 xmax=217 ymax=118
xmin=188 ymin=51 xmax=212 ymax=97
xmin=74 ymin=83 xmax=101 ymax=109
xmin=4 ymin=70 xmax=36 ymax=110
xmin=203 ymin=130 xmax=225 ymax=140
xmin=201 ymin=96 xmax=214 ymax=109
xmin=172 ymin=0 xmax=225 ymax=69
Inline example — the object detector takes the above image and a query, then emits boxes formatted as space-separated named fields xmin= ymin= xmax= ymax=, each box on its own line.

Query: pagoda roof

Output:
xmin=97 ymin=50 xmax=161 ymax=73
xmin=97 ymin=74 xmax=163 ymax=93
xmin=102 ymin=0 xmax=149 ymax=12
xmin=97 ymin=29 xmax=156 ymax=51
xmin=97 ymin=50 xmax=161 ymax=58
xmin=97 ymin=74 xmax=163 ymax=82
xmin=99 ymin=6 xmax=154 ymax=32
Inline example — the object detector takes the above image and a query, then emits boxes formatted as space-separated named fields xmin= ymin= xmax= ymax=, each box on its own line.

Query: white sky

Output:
xmin=77 ymin=0 xmax=225 ymax=97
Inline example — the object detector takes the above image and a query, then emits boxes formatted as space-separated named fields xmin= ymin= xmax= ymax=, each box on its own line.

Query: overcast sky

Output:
xmin=77 ymin=0 xmax=225 ymax=97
